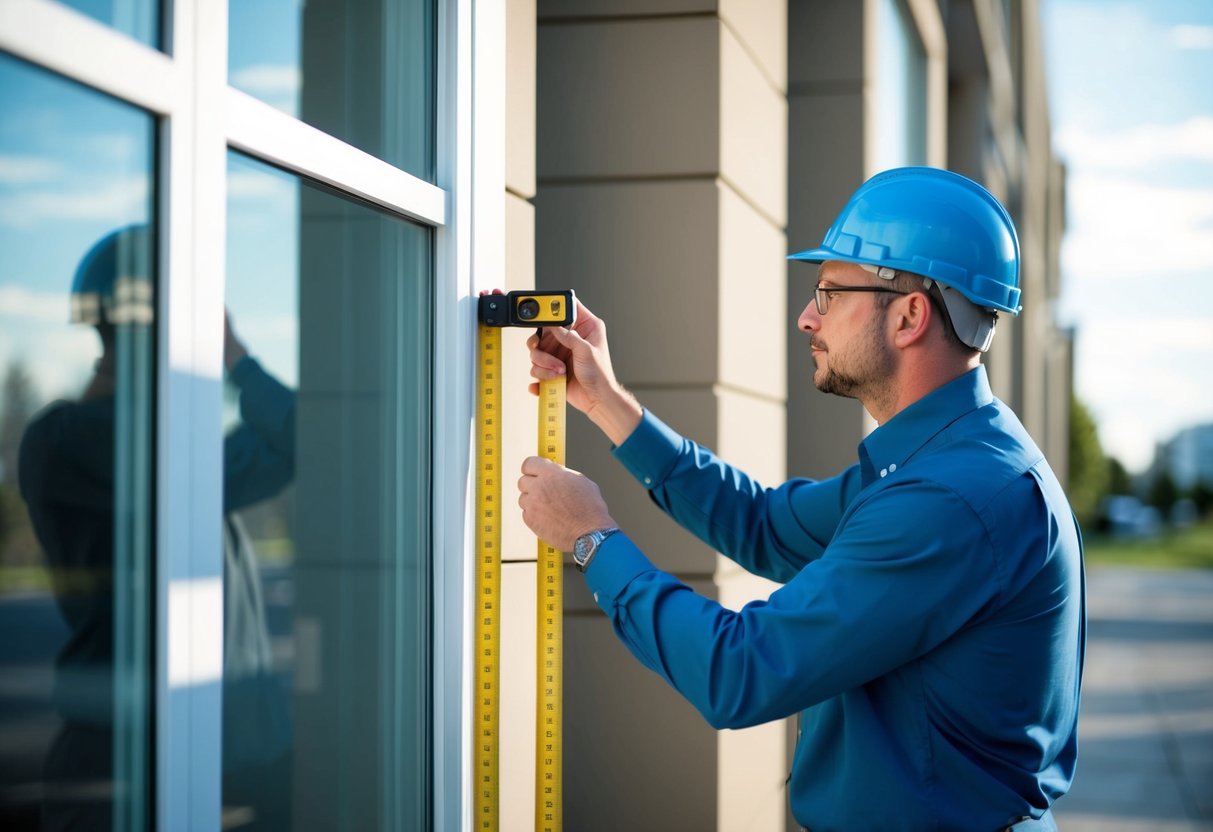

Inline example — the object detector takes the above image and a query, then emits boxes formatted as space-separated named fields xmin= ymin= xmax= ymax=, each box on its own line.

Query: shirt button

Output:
xmin=889 ymin=463 xmax=897 ymax=472
xmin=880 ymin=468 xmax=888 ymax=478
xmin=593 ymin=592 xmax=599 ymax=603
xmin=643 ymin=477 xmax=652 ymax=486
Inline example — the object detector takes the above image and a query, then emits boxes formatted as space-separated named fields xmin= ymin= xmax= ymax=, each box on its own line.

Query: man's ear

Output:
xmin=891 ymin=292 xmax=933 ymax=348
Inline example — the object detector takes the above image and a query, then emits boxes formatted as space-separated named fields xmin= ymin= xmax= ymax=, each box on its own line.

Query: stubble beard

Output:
xmin=812 ymin=310 xmax=894 ymax=401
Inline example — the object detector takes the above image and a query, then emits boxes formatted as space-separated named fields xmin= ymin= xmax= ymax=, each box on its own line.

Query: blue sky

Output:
xmin=1042 ymin=0 xmax=1213 ymax=473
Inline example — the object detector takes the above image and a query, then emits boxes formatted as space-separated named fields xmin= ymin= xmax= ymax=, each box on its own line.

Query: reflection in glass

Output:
xmin=57 ymin=0 xmax=161 ymax=50
xmin=228 ymin=0 xmax=436 ymax=181
xmin=0 ymin=55 xmax=154 ymax=831
xmin=223 ymin=151 xmax=432 ymax=830
xmin=875 ymin=0 xmax=928 ymax=170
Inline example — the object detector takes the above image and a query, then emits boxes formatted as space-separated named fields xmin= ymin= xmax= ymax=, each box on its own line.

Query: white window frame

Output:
xmin=0 ymin=0 xmax=499 ymax=827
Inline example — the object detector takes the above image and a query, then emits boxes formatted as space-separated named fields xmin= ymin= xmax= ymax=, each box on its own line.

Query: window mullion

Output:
xmin=0 ymin=0 xmax=180 ymax=116
xmin=156 ymin=0 xmax=228 ymax=828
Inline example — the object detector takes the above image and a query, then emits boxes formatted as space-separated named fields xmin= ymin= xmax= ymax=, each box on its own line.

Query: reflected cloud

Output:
xmin=0 ymin=175 xmax=151 ymax=228
xmin=0 ymin=284 xmax=69 ymax=323
xmin=229 ymin=168 xmax=297 ymax=205
xmin=230 ymin=64 xmax=301 ymax=117
xmin=0 ymin=324 xmax=96 ymax=403
xmin=0 ymin=153 xmax=63 ymax=185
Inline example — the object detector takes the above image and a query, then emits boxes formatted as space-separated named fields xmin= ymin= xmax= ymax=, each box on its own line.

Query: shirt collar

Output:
xmin=858 ymin=366 xmax=994 ymax=487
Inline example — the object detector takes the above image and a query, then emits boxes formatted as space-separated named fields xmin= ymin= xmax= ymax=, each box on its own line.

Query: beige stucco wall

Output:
xmin=535 ymin=5 xmax=791 ymax=831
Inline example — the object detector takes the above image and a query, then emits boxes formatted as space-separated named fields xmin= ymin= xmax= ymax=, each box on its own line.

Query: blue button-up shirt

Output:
xmin=584 ymin=367 xmax=1085 ymax=830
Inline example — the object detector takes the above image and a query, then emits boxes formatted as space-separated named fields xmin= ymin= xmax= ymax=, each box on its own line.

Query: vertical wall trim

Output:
xmin=433 ymin=0 xmax=506 ymax=828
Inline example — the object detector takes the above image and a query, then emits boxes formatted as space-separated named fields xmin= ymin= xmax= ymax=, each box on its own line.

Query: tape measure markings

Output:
xmin=475 ymin=303 xmax=569 ymax=832
xmin=474 ymin=323 xmax=501 ymax=830
xmin=536 ymin=376 xmax=566 ymax=832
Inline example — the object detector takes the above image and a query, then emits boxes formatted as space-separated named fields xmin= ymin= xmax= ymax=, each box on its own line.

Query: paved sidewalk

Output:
xmin=1052 ymin=567 xmax=1213 ymax=831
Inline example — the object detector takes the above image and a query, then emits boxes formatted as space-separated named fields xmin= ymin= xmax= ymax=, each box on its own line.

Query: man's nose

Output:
xmin=798 ymin=298 xmax=821 ymax=333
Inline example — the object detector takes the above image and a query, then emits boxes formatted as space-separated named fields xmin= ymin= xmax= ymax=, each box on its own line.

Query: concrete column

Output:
xmin=536 ymin=4 xmax=789 ymax=829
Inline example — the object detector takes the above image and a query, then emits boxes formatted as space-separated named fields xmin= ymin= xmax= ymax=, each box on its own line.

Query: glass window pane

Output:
xmin=222 ymin=151 xmax=431 ymax=830
xmin=875 ymin=0 xmax=928 ymax=170
xmin=0 ymin=54 xmax=155 ymax=829
xmin=228 ymin=0 xmax=436 ymax=182
xmin=56 ymin=0 xmax=161 ymax=50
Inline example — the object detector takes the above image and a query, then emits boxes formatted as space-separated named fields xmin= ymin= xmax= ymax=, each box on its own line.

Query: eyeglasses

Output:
xmin=813 ymin=285 xmax=907 ymax=316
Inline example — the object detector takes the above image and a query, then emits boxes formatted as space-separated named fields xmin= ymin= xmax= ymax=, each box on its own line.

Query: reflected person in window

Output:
xmin=516 ymin=168 xmax=1085 ymax=831
xmin=18 ymin=225 xmax=295 ymax=830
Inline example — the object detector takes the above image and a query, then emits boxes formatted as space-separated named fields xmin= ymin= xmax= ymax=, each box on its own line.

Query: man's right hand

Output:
xmin=527 ymin=299 xmax=642 ymax=446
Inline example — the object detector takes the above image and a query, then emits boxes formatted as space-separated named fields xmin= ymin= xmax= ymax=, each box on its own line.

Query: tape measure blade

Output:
xmin=474 ymin=324 xmax=502 ymax=829
xmin=536 ymin=374 xmax=565 ymax=832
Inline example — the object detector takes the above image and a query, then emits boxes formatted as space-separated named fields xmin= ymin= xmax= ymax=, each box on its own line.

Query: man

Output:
xmin=516 ymin=167 xmax=1085 ymax=830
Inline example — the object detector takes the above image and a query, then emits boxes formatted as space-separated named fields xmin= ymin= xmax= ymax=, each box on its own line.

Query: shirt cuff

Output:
xmin=611 ymin=409 xmax=684 ymax=491
xmin=582 ymin=532 xmax=657 ymax=612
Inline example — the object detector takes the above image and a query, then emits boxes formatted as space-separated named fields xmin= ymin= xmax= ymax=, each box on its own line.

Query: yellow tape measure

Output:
xmin=536 ymin=374 xmax=565 ymax=832
xmin=474 ymin=323 xmax=502 ymax=830
xmin=476 ymin=292 xmax=574 ymax=831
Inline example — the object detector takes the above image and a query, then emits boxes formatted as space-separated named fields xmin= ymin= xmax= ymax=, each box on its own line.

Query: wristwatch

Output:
xmin=573 ymin=527 xmax=620 ymax=573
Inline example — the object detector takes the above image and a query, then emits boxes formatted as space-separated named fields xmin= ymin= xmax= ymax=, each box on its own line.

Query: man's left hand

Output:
xmin=517 ymin=457 xmax=617 ymax=552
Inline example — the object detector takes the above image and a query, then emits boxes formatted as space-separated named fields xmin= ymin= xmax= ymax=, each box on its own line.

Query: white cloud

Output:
xmin=1074 ymin=318 xmax=1213 ymax=472
xmin=1171 ymin=24 xmax=1213 ymax=50
xmin=1081 ymin=318 xmax=1213 ymax=355
xmin=0 ymin=285 xmax=69 ymax=324
xmin=228 ymin=168 xmax=296 ymax=204
xmin=0 ymin=324 xmax=97 ymax=404
xmin=0 ymin=175 xmax=151 ymax=229
xmin=0 ymin=154 xmax=62 ymax=185
xmin=230 ymin=64 xmax=301 ymax=117
xmin=231 ymin=64 xmax=301 ymax=97
xmin=1056 ymin=117 xmax=1213 ymax=169
xmin=1061 ymin=174 xmax=1213 ymax=278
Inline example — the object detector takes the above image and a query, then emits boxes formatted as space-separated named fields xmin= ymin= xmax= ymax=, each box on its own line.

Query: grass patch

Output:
xmin=1083 ymin=518 xmax=1213 ymax=570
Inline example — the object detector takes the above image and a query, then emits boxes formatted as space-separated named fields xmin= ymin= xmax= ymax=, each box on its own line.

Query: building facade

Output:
xmin=0 ymin=0 xmax=1068 ymax=829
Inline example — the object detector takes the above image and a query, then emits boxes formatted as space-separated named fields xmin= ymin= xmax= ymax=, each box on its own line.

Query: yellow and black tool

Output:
xmin=476 ymin=290 xmax=575 ymax=832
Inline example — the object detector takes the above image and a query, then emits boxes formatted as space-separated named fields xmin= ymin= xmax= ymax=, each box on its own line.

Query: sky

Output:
xmin=1041 ymin=0 xmax=1213 ymax=473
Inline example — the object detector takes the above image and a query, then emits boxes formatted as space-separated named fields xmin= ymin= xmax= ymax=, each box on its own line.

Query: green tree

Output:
xmin=1 ymin=359 xmax=38 ymax=488
xmin=1068 ymin=393 xmax=1108 ymax=528
xmin=1106 ymin=456 xmax=1131 ymax=496
xmin=0 ymin=359 xmax=42 ymax=568
xmin=1190 ymin=480 xmax=1213 ymax=518
xmin=1147 ymin=470 xmax=1179 ymax=515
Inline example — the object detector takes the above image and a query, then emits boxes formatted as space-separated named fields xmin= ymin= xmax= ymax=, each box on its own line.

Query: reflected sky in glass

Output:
xmin=228 ymin=0 xmax=435 ymax=181
xmin=0 ymin=54 xmax=154 ymax=405
xmin=58 ymin=0 xmax=161 ymax=50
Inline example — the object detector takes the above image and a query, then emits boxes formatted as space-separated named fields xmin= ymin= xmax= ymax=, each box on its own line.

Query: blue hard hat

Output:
xmin=71 ymin=224 xmax=154 ymax=326
xmin=788 ymin=167 xmax=1021 ymax=315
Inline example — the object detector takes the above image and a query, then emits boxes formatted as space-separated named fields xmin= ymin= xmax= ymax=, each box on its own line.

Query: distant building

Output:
xmin=1151 ymin=423 xmax=1213 ymax=490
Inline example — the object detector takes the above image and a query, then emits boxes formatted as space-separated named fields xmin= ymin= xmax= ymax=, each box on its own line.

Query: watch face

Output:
xmin=574 ymin=536 xmax=592 ymax=565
